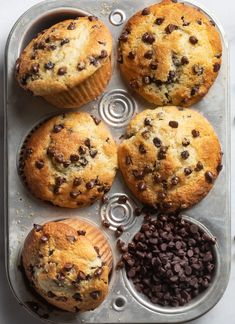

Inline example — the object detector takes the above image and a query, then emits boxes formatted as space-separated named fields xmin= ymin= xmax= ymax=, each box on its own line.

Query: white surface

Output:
xmin=0 ymin=0 xmax=234 ymax=323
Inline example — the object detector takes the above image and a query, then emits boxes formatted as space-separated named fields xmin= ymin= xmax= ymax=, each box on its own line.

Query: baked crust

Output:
xmin=118 ymin=106 xmax=222 ymax=212
xmin=15 ymin=16 xmax=113 ymax=107
xmin=118 ymin=0 xmax=222 ymax=107
xmin=21 ymin=112 xmax=117 ymax=208
xmin=22 ymin=221 xmax=110 ymax=312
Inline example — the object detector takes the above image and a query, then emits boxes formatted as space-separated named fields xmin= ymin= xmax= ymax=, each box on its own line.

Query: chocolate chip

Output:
xmin=94 ymin=267 xmax=103 ymax=276
xmin=84 ymin=138 xmax=91 ymax=147
xmin=142 ymin=7 xmax=150 ymax=15
xmin=155 ymin=18 xmax=165 ymax=25
xmin=181 ymin=151 xmax=190 ymax=160
xmin=44 ymin=61 xmax=54 ymax=70
xmin=91 ymin=115 xmax=101 ymax=125
xmin=130 ymin=79 xmax=140 ymax=89
xmin=57 ymin=67 xmax=67 ymax=75
xmin=64 ymin=263 xmax=73 ymax=271
xmin=77 ymin=230 xmax=86 ymax=236
xmin=195 ymin=161 xmax=204 ymax=172
xmin=182 ymin=138 xmax=190 ymax=147
xmin=139 ymin=144 xmax=147 ymax=154
xmin=158 ymin=146 xmax=168 ymax=160
xmin=35 ymin=160 xmax=44 ymax=169
xmin=169 ymin=121 xmax=178 ymax=128
xmin=192 ymin=65 xmax=204 ymax=76
xmin=40 ymin=236 xmax=48 ymax=243
xmin=70 ymin=154 xmax=79 ymax=162
xmin=49 ymin=44 xmax=57 ymax=51
xmin=118 ymin=195 xmax=128 ymax=204
xmin=47 ymin=291 xmax=56 ymax=298
xmin=150 ymin=62 xmax=158 ymax=70
xmin=34 ymin=224 xmax=43 ymax=232
xmin=153 ymin=137 xmax=162 ymax=148
xmin=135 ymin=207 xmax=142 ymax=216
xmin=165 ymin=24 xmax=178 ymax=34
xmin=67 ymin=22 xmax=76 ymax=30
xmin=142 ymin=76 xmax=152 ymax=85
xmin=181 ymin=56 xmax=189 ymax=65
xmin=119 ymin=31 xmax=129 ymax=42
xmin=191 ymin=85 xmax=199 ymax=96
xmin=142 ymin=32 xmax=155 ymax=44
xmin=100 ymin=50 xmax=108 ymax=59
xmin=66 ymin=235 xmax=77 ymax=243
xmin=137 ymin=182 xmax=147 ymax=192
xmin=77 ymin=62 xmax=86 ymax=71
xmin=78 ymin=146 xmax=86 ymax=155
xmin=60 ymin=38 xmax=70 ymax=46
xmin=192 ymin=129 xmax=200 ymax=138
xmin=189 ymin=36 xmax=198 ymax=45
xmin=184 ymin=167 xmax=192 ymax=176
xmin=217 ymin=164 xmax=223 ymax=173
xmin=73 ymin=293 xmax=82 ymax=301
xmin=88 ymin=16 xmax=98 ymax=22
xmin=133 ymin=170 xmax=144 ymax=180
xmin=153 ymin=173 xmax=162 ymax=184
xmin=55 ymin=176 xmax=66 ymax=186
xmin=90 ymin=149 xmax=98 ymax=158
xmin=213 ymin=63 xmax=221 ymax=72
xmin=70 ymin=191 xmax=80 ymax=199
xmin=90 ymin=291 xmax=101 ymax=300
xmin=144 ymin=50 xmax=153 ymax=59
xmin=171 ymin=176 xmax=180 ymax=186
xmin=53 ymin=124 xmax=64 ymax=133
xmin=86 ymin=180 xmax=96 ymax=190
xmin=126 ymin=156 xmax=132 ymax=165
xmin=31 ymin=63 xmax=39 ymax=74
xmin=205 ymin=171 xmax=214 ymax=184
xmin=102 ymin=219 xmax=110 ymax=228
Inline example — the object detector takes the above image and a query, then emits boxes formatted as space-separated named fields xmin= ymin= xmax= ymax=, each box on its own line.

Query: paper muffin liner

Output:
xmin=43 ymin=58 xmax=112 ymax=109
xmin=60 ymin=218 xmax=113 ymax=273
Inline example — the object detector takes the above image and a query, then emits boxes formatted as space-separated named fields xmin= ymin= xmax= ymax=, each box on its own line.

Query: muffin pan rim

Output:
xmin=4 ymin=0 xmax=230 ymax=323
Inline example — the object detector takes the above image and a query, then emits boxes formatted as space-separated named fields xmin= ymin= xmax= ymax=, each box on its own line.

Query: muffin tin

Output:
xmin=4 ymin=0 xmax=230 ymax=323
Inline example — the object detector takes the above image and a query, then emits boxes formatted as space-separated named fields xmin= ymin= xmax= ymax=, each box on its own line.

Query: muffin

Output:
xmin=118 ymin=106 xmax=222 ymax=212
xmin=118 ymin=0 xmax=222 ymax=107
xmin=22 ymin=221 xmax=112 ymax=312
xmin=20 ymin=112 xmax=117 ymax=208
xmin=15 ymin=16 xmax=112 ymax=109
xmin=60 ymin=218 xmax=113 ymax=272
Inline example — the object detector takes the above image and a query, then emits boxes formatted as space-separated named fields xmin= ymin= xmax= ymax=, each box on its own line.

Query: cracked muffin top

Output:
xmin=118 ymin=0 xmax=222 ymax=107
xmin=22 ymin=221 xmax=110 ymax=312
xmin=15 ymin=16 xmax=112 ymax=96
xmin=20 ymin=112 xmax=117 ymax=208
xmin=118 ymin=106 xmax=222 ymax=212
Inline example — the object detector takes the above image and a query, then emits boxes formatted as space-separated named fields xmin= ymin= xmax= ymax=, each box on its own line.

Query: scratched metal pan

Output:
xmin=4 ymin=0 xmax=230 ymax=323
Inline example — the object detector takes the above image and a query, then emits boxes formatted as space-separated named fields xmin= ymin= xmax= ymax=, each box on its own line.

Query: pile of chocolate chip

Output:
xmin=117 ymin=215 xmax=216 ymax=307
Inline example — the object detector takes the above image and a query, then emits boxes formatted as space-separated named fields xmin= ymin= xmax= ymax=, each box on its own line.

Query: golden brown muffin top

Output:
xmin=118 ymin=106 xmax=222 ymax=212
xmin=21 ymin=112 xmax=117 ymax=208
xmin=118 ymin=0 xmax=222 ymax=107
xmin=16 ymin=16 xmax=112 ymax=96
xmin=22 ymin=221 xmax=110 ymax=313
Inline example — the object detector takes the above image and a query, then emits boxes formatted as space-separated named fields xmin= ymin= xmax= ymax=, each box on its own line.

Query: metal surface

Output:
xmin=4 ymin=0 xmax=230 ymax=323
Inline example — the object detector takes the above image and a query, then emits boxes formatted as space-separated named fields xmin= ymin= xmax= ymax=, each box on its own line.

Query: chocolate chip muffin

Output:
xmin=20 ymin=112 xmax=117 ymax=208
xmin=22 ymin=221 xmax=112 ymax=312
xmin=15 ymin=16 xmax=112 ymax=109
xmin=118 ymin=0 xmax=222 ymax=107
xmin=118 ymin=106 xmax=222 ymax=212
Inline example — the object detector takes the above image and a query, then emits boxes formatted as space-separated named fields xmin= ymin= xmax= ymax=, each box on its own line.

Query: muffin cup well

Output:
xmin=122 ymin=215 xmax=220 ymax=314
xmin=43 ymin=58 xmax=112 ymax=109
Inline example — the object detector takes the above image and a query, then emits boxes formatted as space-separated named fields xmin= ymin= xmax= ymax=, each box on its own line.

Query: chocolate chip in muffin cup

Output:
xmin=121 ymin=214 xmax=217 ymax=307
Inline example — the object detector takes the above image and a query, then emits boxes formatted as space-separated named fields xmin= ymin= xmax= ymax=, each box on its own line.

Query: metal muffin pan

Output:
xmin=4 ymin=0 xmax=230 ymax=323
